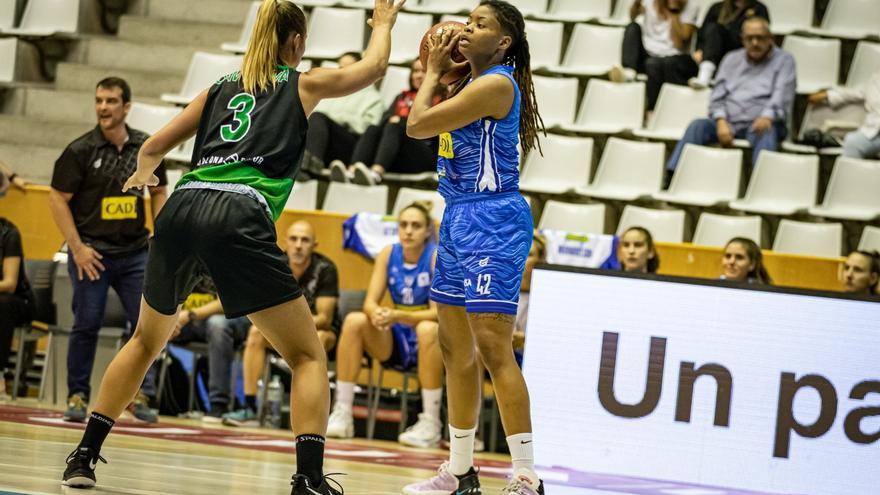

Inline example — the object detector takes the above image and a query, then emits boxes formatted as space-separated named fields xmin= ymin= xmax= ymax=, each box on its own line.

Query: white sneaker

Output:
xmin=351 ymin=162 xmax=378 ymax=186
xmin=329 ymin=160 xmax=350 ymax=183
xmin=398 ymin=413 xmax=442 ymax=448
xmin=326 ymin=404 xmax=354 ymax=439
xmin=688 ymin=77 xmax=710 ymax=89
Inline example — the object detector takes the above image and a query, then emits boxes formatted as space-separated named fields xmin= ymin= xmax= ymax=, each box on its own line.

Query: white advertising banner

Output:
xmin=524 ymin=267 xmax=880 ymax=495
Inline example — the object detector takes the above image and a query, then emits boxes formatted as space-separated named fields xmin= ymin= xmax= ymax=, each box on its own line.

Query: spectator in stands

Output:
xmin=0 ymin=217 xmax=35 ymax=399
xmin=168 ymin=274 xmax=251 ymax=422
xmin=48 ymin=77 xmax=168 ymax=424
xmin=666 ymin=17 xmax=795 ymax=175
xmin=326 ymin=202 xmax=443 ymax=449
xmin=223 ymin=220 xmax=341 ymax=427
xmin=720 ymin=237 xmax=771 ymax=284
xmin=807 ymin=69 xmax=880 ymax=160
xmin=619 ymin=226 xmax=660 ymax=274
xmin=0 ymin=159 xmax=30 ymax=195
xmin=690 ymin=0 xmax=771 ymax=89
xmin=513 ymin=231 xmax=546 ymax=355
xmin=609 ymin=0 xmax=700 ymax=110
xmin=841 ymin=250 xmax=879 ymax=296
xmin=329 ymin=59 xmax=444 ymax=186
xmin=301 ymin=53 xmax=384 ymax=176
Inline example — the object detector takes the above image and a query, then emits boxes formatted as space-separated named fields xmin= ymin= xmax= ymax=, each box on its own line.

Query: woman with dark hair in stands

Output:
xmin=690 ymin=0 xmax=770 ymax=88
xmin=330 ymin=59 xmax=444 ymax=185
xmin=842 ymin=250 xmax=880 ymax=296
xmin=619 ymin=226 xmax=660 ymax=274
xmin=720 ymin=237 xmax=771 ymax=284
xmin=59 ymin=0 xmax=405 ymax=493
xmin=0 ymin=217 xmax=35 ymax=399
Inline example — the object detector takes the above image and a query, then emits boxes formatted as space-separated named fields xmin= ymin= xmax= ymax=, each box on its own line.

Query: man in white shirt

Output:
xmin=610 ymin=0 xmax=700 ymax=109
xmin=808 ymin=70 xmax=880 ymax=159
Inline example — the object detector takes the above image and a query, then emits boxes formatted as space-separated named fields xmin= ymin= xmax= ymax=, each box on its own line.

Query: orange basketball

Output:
xmin=419 ymin=21 xmax=470 ymax=84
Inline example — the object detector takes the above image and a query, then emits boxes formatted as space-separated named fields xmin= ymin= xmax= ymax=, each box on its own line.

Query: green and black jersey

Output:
xmin=180 ymin=66 xmax=307 ymax=220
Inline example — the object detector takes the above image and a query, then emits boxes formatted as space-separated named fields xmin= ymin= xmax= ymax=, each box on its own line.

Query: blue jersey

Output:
xmin=387 ymin=243 xmax=435 ymax=310
xmin=437 ymin=64 xmax=521 ymax=200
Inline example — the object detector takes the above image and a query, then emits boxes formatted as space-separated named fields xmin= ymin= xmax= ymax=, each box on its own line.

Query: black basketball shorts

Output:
xmin=144 ymin=188 xmax=302 ymax=318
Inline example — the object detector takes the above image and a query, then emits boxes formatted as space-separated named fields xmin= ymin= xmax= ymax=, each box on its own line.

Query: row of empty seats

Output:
xmin=542 ymin=201 xmax=880 ymax=258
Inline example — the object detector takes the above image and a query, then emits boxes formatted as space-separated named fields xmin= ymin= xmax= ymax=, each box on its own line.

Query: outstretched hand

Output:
xmin=368 ymin=0 xmax=406 ymax=28
xmin=122 ymin=170 xmax=160 ymax=193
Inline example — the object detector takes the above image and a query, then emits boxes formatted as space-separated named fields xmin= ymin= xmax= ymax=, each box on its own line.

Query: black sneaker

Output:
xmin=61 ymin=447 xmax=106 ymax=488
xmin=455 ymin=467 xmax=482 ymax=494
xmin=290 ymin=473 xmax=344 ymax=495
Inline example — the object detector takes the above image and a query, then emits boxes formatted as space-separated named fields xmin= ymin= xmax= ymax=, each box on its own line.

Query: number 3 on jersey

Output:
xmin=221 ymin=93 xmax=255 ymax=142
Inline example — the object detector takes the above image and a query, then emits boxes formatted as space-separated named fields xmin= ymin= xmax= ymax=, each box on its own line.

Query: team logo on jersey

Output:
xmin=417 ymin=272 xmax=430 ymax=287
xmin=404 ymin=276 xmax=415 ymax=287
xmin=92 ymin=158 xmax=102 ymax=169
xmin=101 ymin=196 xmax=137 ymax=220
xmin=438 ymin=132 xmax=454 ymax=159
xmin=478 ymin=257 xmax=491 ymax=267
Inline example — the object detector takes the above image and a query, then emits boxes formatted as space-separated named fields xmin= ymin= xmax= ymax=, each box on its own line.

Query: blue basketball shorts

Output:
xmin=430 ymin=191 xmax=533 ymax=314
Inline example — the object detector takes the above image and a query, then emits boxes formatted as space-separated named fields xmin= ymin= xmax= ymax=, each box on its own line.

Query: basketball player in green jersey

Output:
xmin=60 ymin=1 xmax=405 ymax=494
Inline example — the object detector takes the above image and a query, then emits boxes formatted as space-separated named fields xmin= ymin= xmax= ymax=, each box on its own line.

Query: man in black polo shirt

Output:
xmin=48 ymin=77 xmax=168 ymax=423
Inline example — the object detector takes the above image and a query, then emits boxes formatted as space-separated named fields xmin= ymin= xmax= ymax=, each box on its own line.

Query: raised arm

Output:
xmin=298 ymin=0 xmax=406 ymax=115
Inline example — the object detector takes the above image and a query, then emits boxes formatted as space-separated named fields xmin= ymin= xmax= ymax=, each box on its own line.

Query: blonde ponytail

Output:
xmin=241 ymin=0 xmax=307 ymax=94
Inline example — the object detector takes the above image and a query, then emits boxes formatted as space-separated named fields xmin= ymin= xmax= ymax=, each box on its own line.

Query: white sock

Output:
xmin=697 ymin=61 xmax=716 ymax=84
xmin=507 ymin=432 xmax=535 ymax=474
xmin=334 ymin=381 xmax=355 ymax=414
xmin=421 ymin=388 xmax=442 ymax=422
xmin=448 ymin=425 xmax=476 ymax=476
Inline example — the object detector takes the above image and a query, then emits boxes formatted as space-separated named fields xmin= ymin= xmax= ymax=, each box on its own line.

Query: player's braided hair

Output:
xmin=242 ymin=0 xmax=307 ymax=94
xmin=478 ymin=0 xmax=545 ymax=155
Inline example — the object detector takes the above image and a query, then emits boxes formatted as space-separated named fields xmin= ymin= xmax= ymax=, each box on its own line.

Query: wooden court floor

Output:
xmin=0 ymin=400 xmax=509 ymax=495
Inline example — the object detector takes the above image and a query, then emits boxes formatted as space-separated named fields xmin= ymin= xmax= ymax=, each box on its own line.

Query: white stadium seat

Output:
xmin=519 ymin=135 xmax=593 ymax=194
xmin=654 ymin=144 xmax=742 ymax=207
xmin=616 ymin=205 xmax=687 ymax=243
xmin=575 ymin=138 xmax=664 ymax=201
xmin=535 ymin=0 xmax=611 ymax=22
xmin=692 ymin=213 xmax=762 ymax=248
xmin=127 ymin=103 xmax=180 ymax=135
xmin=782 ymin=35 xmax=841 ymax=94
xmin=633 ymin=84 xmax=710 ymax=141
xmin=508 ymin=0 xmax=548 ymax=17
xmin=389 ymin=13 xmax=433 ymax=65
xmin=2 ymin=0 xmax=79 ymax=36
xmin=549 ymin=24 xmax=624 ymax=77
xmin=531 ymin=75 xmax=578 ymax=129
xmin=304 ymin=7 xmax=365 ymax=60
xmin=562 ymin=79 xmax=645 ymax=134
xmin=808 ymin=156 xmax=880 ymax=221
xmin=762 ymin=0 xmax=815 ymax=35
xmin=161 ymin=52 xmax=243 ymax=105
xmin=0 ymin=38 xmax=16 ymax=83
xmin=810 ymin=0 xmax=880 ymax=40
xmin=406 ymin=0 xmax=473 ymax=15
xmin=845 ymin=41 xmax=880 ymax=89
xmin=220 ymin=1 xmax=261 ymax=54
xmin=285 ymin=180 xmax=319 ymax=211
xmin=379 ymin=65 xmax=411 ymax=108
xmin=858 ymin=226 xmax=880 ymax=252
xmin=729 ymin=151 xmax=818 ymax=216
xmin=524 ymin=20 xmax=563 ymax=70
xmin=538 ymin=200 xmax=605 ymax=234
xmin=772 ymin=220 xmax=843 ymax=258
xmin=323 ymin=183 xmax=388 ymax=215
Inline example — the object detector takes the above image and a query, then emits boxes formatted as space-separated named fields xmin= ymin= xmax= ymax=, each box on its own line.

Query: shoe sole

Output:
xmin=62 ymin=476 xmax=95 ymax=488
xmin=222 ymin=420 xmax=259 ymax=427
xmin=398 ymin=437 xmax=440 ymax=449
xmin=62 ymin=417 xmax=86 ymax=423
xmin=202 ymin=416 xmax=224 ymax=424
xmin=351 ymin=169 xmax=374 ymax=186
xmin=402 ymin=486 xmax=453 ymax=495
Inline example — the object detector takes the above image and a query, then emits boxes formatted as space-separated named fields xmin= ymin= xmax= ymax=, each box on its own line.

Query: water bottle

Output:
xmin=267 ymin=375 xmax=283 ymax=429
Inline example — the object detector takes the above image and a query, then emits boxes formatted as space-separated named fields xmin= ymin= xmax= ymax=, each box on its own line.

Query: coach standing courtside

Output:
xmin=48 ymin=77 xmax=168 ymax=423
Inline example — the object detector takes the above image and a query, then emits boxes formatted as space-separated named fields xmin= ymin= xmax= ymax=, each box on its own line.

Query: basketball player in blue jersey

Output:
xmin=403 ymin=2 xmax=546 ymax=495
xmin=59 ymin=1 xmax=405 ymax=494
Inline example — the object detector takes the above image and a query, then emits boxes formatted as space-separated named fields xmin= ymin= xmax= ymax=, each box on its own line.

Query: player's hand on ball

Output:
xmin=122 ymin=170 xmax=160 ymax=192
xmin=369 ymin=0 xmax=406 ymax=28
xmin=427 ymin=28 xmax=465 ymax=76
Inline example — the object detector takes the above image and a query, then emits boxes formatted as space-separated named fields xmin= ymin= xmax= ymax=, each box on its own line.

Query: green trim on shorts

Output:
xmin=179 ymin=162 xmax=293 ymax=220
